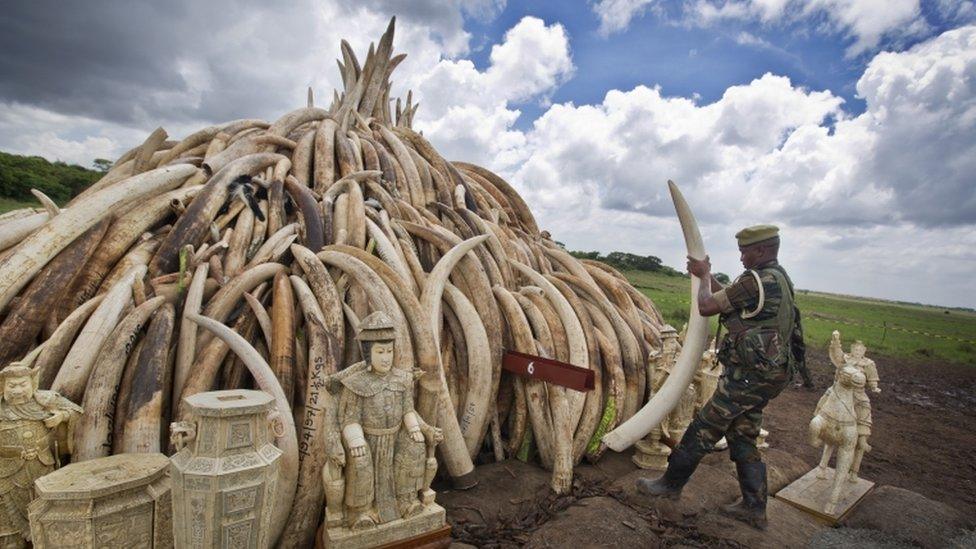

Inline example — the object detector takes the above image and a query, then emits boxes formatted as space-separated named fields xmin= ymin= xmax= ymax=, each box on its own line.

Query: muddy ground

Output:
xmin=439 ymin=348 xmax=976 ymax=547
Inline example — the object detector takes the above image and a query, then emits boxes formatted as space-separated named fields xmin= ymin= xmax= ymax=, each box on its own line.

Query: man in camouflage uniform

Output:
xmin=637 ymin=224 xmax=803 ymax=530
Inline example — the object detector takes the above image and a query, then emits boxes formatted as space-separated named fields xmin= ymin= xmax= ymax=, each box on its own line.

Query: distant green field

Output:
xmin=0 ymin=197 xmax=37 ymax=214
xmin=623 ymin=269 xmax=976 ymax=365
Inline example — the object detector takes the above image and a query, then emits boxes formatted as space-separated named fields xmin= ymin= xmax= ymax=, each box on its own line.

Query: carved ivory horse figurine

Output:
xmin=808 ymin=364 xmax=865 ymax=514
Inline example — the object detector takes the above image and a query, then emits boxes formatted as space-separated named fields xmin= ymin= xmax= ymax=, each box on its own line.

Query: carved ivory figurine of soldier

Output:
xmin=826 ymin=330 xmax=880 ymax=482
xmin=322 ymin=311 xmax=443 ymax=536
xmin=0 ymin=361 xmax=81 ymax=548
xmin=809 ymin=362 xmax=865 ymax=515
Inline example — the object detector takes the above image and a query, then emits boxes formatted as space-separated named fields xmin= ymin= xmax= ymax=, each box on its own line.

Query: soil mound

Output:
xmin=844 ymin=485 xmax=975 ymax=548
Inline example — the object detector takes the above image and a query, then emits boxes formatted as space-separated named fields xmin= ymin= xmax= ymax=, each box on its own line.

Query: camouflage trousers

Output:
xmin=673 ymin=362 xmax=792 ymax=464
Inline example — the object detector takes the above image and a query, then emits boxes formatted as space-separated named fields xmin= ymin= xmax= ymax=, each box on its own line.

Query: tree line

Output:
xmin=567 ymin=249 xmax=685 ymax=276
xmin=0 ymin=152 xmax=104 ymax=204
xmin=566 ymin=248 xmax=729 ymax=283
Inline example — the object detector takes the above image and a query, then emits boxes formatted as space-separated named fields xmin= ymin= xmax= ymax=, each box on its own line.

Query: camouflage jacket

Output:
xmin=714 ymin=261 xmax=801 ymax=374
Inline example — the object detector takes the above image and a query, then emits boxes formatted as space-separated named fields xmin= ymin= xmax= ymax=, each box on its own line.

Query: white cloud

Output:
xmin=0 ymin=103 xmax=145 ymax=167
xmin=936 ymin=0 xmax=976 ymax=24
xmin=592 ymin=0 xmax=657 ymax=36
xmin=799 ymin=0 xmax=925 ymax=56
xmin=0 ymin=2 xmax=494 ymax=164
xmin=851 ymin=24 xmax=976 ymax=225
xmin=324 ymin=0 xmax=507 ymax=58
xmin=459 ymin=0 xmax=508 ymax=22
xmin=1 ymin=10 xmax=571 ymax=175
xmin=733 ymin=31 xmax=773 ymax=47
xmin=490 ymin=25 xmax=976 ymax=307
xmin=602 ymin=0 xmax=926 ymax=57
xmin=484 ymin=17 xmax=575 ymax=102
xmin=409 ymin=16 xmax=573 ymax=166
xmin=511 ymin=73 xmax=845 ymax=223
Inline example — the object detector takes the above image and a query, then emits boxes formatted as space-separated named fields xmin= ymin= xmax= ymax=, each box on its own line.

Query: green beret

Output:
xmin=735 ymin=224 xmax=779 ymax=247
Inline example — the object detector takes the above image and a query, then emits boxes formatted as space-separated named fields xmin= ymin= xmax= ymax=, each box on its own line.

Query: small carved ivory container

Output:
xmin=169 ymin=390 xmax=282 ymax=549
xmin=28 ymin=453 xmax=172 ymax=548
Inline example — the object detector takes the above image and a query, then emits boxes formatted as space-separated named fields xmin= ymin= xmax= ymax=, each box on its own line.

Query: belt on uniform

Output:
xmin=363 ymin=425 xmax=400 ymax=436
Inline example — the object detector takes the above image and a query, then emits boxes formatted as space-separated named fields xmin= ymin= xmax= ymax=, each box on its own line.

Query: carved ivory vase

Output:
xmin=633 ymin=326 xmax=686 ymax=470
xmin=169 ymin=390 xmax=282 ymax=549
xmin=28 ymin=453 xmax=172 ymax=548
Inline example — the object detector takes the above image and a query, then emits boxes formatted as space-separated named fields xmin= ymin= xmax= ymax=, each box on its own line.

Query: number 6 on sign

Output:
xmin=502 ymin=351 xmax=594 ymax=392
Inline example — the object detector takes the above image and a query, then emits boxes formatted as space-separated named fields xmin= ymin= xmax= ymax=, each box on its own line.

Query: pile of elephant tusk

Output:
xmin=0 ymin=17 xmax=706 ymax=548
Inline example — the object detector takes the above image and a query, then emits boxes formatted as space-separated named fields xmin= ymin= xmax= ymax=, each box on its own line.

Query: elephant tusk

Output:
xmin=602 ymin=180 xmax=709 ymax=452
xmin=30 ymin=189 xmax=61 ymax=217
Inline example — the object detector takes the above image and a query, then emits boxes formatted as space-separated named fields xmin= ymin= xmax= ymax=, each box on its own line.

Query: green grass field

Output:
xmin=0 ymin=197 xmax=37 ymax=214
xmin=623 ymin=269 xmax=976 ymax=365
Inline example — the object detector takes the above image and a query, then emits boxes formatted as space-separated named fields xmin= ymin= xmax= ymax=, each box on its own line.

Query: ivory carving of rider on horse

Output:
xmin=808 ymin=330 xmax=880 ymax=514
xmin=826 ymin=330 xmax=880 ymax=480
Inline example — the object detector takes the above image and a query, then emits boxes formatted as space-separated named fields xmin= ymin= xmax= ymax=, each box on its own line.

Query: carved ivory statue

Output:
xmin=695 ymin=340 xmax=722 ymax=409
xmin=808 ymin=330 xmax=880 ymax=514
xmin=322 ymin=311 xmax=443 ymax=539
xmin=656 ymin=325 xmax=693 ymax=437
xmin=0 ymin=361 xmax=81 ymax=548
xmin=828 ymin=330 xmax=880 ymax=479
xmin=634 ymin=325 xmax=696 ymax=469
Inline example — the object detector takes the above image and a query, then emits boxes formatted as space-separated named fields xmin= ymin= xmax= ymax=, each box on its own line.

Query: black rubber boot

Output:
xmin=721 ymin=461 xmax=768 ymax=530
xmin=794 ymin=367 xmax=815 ymax=390
xmin=635 ymin=448 xmax=701 ymax=500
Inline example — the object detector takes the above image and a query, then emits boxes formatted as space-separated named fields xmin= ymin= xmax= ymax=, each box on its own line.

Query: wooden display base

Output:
xmin=775 ymin=467 xmax=874 ymax=525
xmin=375 ymin=523 xmax=452 ymax=549
xmin=319 ymin=503 xmax=450 ymax=549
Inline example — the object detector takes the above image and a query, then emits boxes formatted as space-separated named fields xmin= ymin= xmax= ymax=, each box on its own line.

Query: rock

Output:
xmin=524 ymin=497 xmax=662 ymax=548
xmin=612 ymin=462 xmax=739 ymax=521
xmin=604 ymin=450 xmax=825 ymax=547
xmin=695 ymin=498 xmax=825 ymax=548
xmin=844 ymin=485 xmax=974 ymax=549
xmin=808 ymin=527 xmax=916 ymax=548
xmin=947 ymin=530 xmax=976 ymax=548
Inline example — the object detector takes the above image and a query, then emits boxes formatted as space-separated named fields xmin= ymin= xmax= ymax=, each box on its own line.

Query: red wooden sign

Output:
xmin=502 ymin=350 xmax=594 ymax=392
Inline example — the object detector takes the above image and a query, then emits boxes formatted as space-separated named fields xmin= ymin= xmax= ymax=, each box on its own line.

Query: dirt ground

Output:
xmin=764 ymin=348 xmax=976 ymax=517
xmin=441 ymin=348 xmax=976 ymax=547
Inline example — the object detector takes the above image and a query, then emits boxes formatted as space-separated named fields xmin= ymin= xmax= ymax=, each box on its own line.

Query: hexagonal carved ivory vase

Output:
xmin=28 ymin=453 xmax=172 ymax=548
xmin=169 ymin=390 xmax=282 ymax=548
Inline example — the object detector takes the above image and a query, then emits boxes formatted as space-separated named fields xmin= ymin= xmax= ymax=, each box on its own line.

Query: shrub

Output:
xmin=0 ymin=151 xmax=100 ymax=203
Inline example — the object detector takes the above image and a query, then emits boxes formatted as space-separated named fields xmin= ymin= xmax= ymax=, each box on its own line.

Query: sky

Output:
xmin=1 ymin=0 xmax=975 ymax=308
